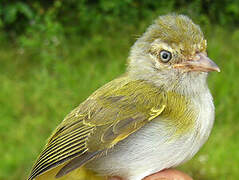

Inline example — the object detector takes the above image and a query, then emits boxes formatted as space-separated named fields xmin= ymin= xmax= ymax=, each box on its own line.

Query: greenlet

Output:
xmin=28 ymin=14 xmax=220 ymax=180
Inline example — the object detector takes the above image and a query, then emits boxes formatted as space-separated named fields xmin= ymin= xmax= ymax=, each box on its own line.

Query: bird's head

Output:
xmin=128 ymin=14 xmax=220 ymax=94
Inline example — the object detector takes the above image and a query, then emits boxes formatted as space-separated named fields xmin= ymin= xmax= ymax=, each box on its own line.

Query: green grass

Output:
xmin=0 ymin=26 xmax=239 ymax=180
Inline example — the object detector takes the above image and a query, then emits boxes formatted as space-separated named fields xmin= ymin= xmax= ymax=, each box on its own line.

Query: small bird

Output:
xmin=28 ymin=14 xmax=220 ymax=180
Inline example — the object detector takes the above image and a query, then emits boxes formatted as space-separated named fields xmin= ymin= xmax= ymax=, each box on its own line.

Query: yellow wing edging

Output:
xmin=148 ymin=105 xmax=166 ymax=121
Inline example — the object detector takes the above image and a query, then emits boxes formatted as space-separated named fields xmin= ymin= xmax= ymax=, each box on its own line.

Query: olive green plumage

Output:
xmin=28 ymin=14 xmax=219 ymax=180
xmin=28 ymin=75 xmax=196 ymax=179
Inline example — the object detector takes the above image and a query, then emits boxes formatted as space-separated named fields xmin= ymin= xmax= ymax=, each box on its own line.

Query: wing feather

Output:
xmin=28 ymin=77 xmax=166 ymax=180
xmin=29 ymin=121 xmax=94 ymax=180
xmin=55 ymin=151 xmax=103 ymax=178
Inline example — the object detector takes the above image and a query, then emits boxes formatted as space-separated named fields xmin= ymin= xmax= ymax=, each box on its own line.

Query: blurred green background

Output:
xmin=0 ymin=0 xmax=239 ymax=180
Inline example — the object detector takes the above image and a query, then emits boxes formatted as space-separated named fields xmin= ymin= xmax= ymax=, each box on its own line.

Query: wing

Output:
xmin=28 ymin=76 xmax=166 ymax=180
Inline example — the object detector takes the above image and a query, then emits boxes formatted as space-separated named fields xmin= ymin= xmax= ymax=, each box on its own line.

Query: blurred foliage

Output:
xmin=0 ymin=1 xmax=239 ymax=180
xmin=1 ymin=26 xmax=239 ymax=180
xmin=0 ymin=0 xmax=239 ymax=38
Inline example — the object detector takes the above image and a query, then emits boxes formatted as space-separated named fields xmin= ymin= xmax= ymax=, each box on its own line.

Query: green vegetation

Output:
xmin=0 ymin=1 xmax=239 ymax=180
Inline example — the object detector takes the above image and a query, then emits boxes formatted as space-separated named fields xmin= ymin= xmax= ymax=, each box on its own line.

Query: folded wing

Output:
xmin=28 ymin=76 xmax=166 ymax=180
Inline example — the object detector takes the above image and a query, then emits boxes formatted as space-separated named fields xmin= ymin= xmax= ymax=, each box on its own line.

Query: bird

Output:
xmin=28 ymin=14 xmax=220 ymax=180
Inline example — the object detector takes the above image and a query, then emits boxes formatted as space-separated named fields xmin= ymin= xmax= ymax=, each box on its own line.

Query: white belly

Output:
xmin=87 ymin=92 xmax=215 ymax=180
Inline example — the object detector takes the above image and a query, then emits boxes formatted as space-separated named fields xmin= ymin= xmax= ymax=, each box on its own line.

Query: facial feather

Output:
xmin=128 ymin=14 xmax=208 ymax=95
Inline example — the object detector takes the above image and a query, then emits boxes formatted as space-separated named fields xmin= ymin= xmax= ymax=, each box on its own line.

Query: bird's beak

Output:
xmin=174 ymin=52 xmax=220 ymax=72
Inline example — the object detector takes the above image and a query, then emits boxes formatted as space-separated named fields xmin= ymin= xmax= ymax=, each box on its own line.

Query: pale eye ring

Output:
xmin=159 ymin=50 xmax=172 ymax=62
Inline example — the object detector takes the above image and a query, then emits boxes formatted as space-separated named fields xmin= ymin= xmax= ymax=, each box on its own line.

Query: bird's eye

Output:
xmin=159 ymin=50 xmax=172 ymax=63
